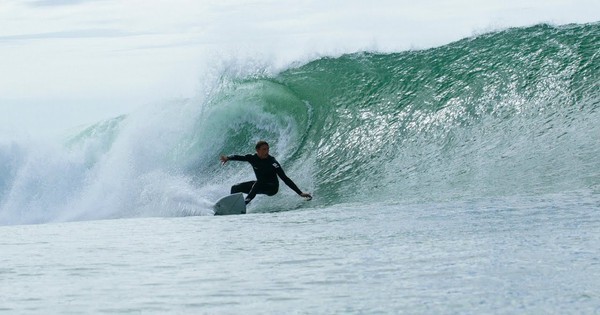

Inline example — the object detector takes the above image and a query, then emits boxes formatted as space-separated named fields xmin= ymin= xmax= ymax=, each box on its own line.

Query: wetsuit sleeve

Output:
xmin=227 ymin=154 xmax=252 ymax=162
xmin=273 ymin=161 xmax=303 ymax=195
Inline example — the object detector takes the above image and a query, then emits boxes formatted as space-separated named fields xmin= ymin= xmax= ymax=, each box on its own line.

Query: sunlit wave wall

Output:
xmin=1 ymin=23 xmax=598 ymax=225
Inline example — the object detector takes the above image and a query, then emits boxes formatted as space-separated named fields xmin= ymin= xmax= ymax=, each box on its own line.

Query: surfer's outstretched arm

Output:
xmin=275 ymin=164 xmax=312 ymax=200
xmin=300 ymin=192 xmax=313 ymax=200
xmin=220 ymin=154 xmax=252 ymax=165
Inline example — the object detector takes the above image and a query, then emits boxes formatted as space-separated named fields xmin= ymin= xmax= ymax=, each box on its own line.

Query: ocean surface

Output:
xmin=1 ymin=23 xmax=600 ymax=313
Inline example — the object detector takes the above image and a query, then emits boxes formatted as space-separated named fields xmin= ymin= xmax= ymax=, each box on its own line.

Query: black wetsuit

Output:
xmin=227 ymin=154 xmax=303 ymax=203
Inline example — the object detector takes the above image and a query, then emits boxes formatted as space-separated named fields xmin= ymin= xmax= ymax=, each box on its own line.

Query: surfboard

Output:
xmin=214 ymin=193 xmax=247 ymax=215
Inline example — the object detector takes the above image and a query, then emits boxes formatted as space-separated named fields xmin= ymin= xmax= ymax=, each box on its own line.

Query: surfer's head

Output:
xmin=255 ymin=140 xmax=269 ymax=159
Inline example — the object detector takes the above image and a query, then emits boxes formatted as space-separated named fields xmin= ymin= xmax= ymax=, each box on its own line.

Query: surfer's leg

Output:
xmin=245 ymin=182 xmax=260 ymax=204
xmin=231 ymin=181 xmax=255 ymax=194
xmin=245 ymin=182 xmax=278 ymax=204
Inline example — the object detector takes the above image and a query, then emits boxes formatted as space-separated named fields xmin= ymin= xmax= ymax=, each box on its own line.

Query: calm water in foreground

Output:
xmin=1 ymin=192 xmax=599 ymax=314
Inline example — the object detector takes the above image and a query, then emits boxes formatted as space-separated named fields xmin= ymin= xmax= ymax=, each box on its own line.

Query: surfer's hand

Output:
xmin=220 ymin=155 xmax=228 ymax=165
xmin=301 ymin=193 xmax=312 ymax=201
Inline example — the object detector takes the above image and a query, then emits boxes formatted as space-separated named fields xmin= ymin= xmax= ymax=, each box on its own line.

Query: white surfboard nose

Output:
xmin=214 ymin=192 xmax=247 ymax=215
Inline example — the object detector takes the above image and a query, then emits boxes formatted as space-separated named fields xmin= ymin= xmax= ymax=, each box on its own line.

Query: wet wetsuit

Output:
xmin=226 ymin=154 xmax=303 ymax=204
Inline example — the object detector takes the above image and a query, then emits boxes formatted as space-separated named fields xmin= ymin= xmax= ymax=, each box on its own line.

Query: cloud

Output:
xmin=0 ymin=29 xmax=147 ymax=41
xmin=26 ymin=0 xmax=104 ymax=7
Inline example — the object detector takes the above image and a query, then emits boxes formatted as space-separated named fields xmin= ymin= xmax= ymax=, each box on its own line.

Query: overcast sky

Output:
xmin=1 ymin=0 xmax=598 ymax=136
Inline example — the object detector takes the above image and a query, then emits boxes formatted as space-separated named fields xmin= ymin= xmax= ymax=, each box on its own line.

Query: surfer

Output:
xmin=220 ymin=140 xmax=312 ymax=204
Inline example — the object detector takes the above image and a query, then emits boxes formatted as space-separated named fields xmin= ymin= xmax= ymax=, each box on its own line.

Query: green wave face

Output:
xmin=3 ymin=23 xmax=599 ymax=224
xmin=207 ymin=23 xmax=599 ymax=204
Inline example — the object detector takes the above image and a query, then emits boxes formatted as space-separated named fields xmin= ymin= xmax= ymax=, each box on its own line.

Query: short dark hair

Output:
xmin=255 ymin=140 xmax=269 ymax=150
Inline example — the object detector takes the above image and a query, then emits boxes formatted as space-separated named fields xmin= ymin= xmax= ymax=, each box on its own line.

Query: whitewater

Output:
xmin=1 ymin=23 xmax=599 ymax=313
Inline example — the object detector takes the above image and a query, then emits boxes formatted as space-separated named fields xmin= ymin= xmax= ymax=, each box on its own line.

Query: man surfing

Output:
xmin=220 ymin=140 xmax=312 ymax=204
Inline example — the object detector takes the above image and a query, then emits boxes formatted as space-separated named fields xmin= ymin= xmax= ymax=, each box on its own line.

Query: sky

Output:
xmin=1 ymin=0 xmax=599 ymax=136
